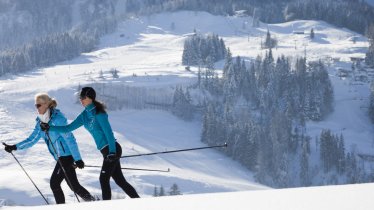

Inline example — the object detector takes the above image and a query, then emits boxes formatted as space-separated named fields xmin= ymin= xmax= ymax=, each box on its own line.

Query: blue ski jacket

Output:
xmin=49 ymin=103 xmax=117 ymax=154
xmin=16 ymin=109 xmax=82 ymax=161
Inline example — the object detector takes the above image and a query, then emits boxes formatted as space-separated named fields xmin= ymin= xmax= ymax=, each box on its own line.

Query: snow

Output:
xmin=2 ymin=183 xmax=374 ymax=210
xmin=0 ymin=10 xmax=373 ymax=207
xmin=365 ymin=0 xmax=374 ymax=7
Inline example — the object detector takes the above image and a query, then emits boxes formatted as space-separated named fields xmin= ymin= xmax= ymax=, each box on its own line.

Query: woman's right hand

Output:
xmin=3 ymin=143 xmax=17 ymax=153
xmin=40 ymin=122 xmax=50 ymax=131
xmin=75 ymin=160 xmax=85 ymax=169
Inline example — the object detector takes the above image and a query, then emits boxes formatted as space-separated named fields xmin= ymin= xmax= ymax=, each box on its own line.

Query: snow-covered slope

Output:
xmin=3 ymin=183 xmax=374 ymax=210
xmin=0 ymin=11 xmax=372 ymax=206
xmin=365 ymin=0 xmax=374 ymax=7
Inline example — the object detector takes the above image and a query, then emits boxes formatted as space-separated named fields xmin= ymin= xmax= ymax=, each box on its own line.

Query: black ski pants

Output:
xmin=50 ymin=156 xmax=94 ymax=204
xmin=100 ymin=142 xmax=140 ymax=200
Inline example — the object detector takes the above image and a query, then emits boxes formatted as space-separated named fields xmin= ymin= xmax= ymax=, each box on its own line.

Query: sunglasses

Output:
xmin=35 ymin=104 xmax=43 ymax=109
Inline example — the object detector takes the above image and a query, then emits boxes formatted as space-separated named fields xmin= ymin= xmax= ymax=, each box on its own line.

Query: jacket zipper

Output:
xmin=60 ymin=141 xmax=65 ymax=153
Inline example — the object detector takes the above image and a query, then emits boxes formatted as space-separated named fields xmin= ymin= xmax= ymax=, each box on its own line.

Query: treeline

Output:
xmin=0 ymin=0 xmax=121 ymax=76
xmin=0 ymin=0 xmax=117 ymax=50
xmin=153 ymin=183 xmax=182 ymax=197
xmin=319 ymin=129 xmax=365 ymax=184
xmin=172 ymin=86 xmax=195 ymax=121
xmin=0 ymin=17 xmax=117 ymax=76
xmin=199 ymin=50 xmax=336 ymax=187
xmin=195 ymin=48 xmax=374 ymax=187
xmin=2 ymin=0 xmax=374 ymax=76
xmin=201 ymin=50 xmax=334 ymax=121
xmin=366 ymin=24 xmax=374 ymax=67
xmin=0 ymin=0 xmax=74 ymax=50
xmin=182 ymin=33 xmax=226 ymax=67
xmin=319 ymin=130 xmax=346 ymax=174
xmin=125 ymin=0 xmax=374 ymax=35
xmin=284 ymin=0 xmax=374 ymax=35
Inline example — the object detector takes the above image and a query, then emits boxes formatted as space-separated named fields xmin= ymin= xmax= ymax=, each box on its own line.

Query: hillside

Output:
xmin=0 ymin=11 xmax=373 ymax=206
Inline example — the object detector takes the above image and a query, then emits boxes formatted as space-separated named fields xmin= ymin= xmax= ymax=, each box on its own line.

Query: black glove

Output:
xmin=3 ymin=143 xmax=17 ymax=153
xmin=75 ymin=160 xmax=85 ymax=169
xmin=40 ymin=122 xmax=50 ymax=131
xmin=106 ymin=153 xmax=118 ymax=162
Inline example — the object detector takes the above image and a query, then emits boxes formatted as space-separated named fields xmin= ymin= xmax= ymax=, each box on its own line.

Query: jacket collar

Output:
xmin=85 ymin=103 xmax=96 ymax=112
xmin=35 ymin=108 xmax=57 ymax=123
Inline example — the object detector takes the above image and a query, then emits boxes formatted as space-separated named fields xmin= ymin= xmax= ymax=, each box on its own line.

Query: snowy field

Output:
xmin=2 ymin=183 xmax=374 ymax=210
xmin=0 ymin=11 xmax=373 ymax=206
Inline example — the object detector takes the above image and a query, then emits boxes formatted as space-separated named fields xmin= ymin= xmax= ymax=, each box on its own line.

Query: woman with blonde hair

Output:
xmin=3 ymin=93 xmax=95 ymax=204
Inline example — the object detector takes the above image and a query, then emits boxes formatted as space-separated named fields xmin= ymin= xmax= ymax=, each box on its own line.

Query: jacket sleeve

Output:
xmin=16 ymin=122 xmax=42 ymax=150
xmin=54 ymin=114 xmax=82 ymax=161
xmin=49 ymin=113 xmax=84 ymax=133
xmin=96 ymin=113 xmax=116 ymax=154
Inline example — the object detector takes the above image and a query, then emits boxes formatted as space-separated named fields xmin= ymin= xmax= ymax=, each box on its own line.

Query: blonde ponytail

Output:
xmin=35 ymin=93 xmax=58 ymax=109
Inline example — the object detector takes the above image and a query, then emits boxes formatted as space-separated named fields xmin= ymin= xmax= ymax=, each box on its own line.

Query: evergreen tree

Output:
xmin=223 ymin=48 xmax=233 ymax=80
xmin=300 ymin=139 xmax=311 ymax=186
xmin=98 ymin=70 xmax=104 ymax=79
xmin=159 ymin=186 xmax=165 ymax=196
xmin=310 ymin=28 xmax=315 ymax=40
xmin=197 ymin=66 xmax=202 ymax=88
xmin=172 ymin=87 xmax=194 ymax=121
xmin=346 ymin=152 xmax=358 ymax=184
xmin=264 ymin=30 xmax=277 ymax=49
xmin=270 ymin=111 xmax=292 ymax=187
xmin=366 ymin=43 xmax=374 ymax=67
xmin=370 ymin=82 xmax=374 ymax=123
xmin=201 ymin=103 xmax=216 ymax=144
xmin=110 ymin=68 xmax=119 ymax=79
xmin=182 ymin=33 xmax=226 ymax=66
xmin=169 ymin=183 xmax=181 ymax=196
xmin=153 ymin=185 xmax=158 ymax=197
xmin=319 ymin=130 xmax=346 ymax=174
xmin=337 ymin=134 xmax=346 ymax=174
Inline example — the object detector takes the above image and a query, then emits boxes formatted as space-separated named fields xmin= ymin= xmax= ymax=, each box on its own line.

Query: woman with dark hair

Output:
xmin=41 ymin=87 xmax=140 ymax=200
xmin=3 ymin=93 xmax=95 ymax=204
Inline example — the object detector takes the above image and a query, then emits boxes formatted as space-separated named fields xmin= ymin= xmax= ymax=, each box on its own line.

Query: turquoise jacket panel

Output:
xmin=16 ymin=109 xmax=82 ymax=161
xmin=49 ymin=103 xmax=117 ymax=154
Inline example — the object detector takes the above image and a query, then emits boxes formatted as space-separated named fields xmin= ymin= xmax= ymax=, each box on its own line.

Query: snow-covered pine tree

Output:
xmin=159 ymin=186 xmax=165 ymax=196
xmin=369 ymin=81 xmax=374 ymax=123
xmin=182 ymin=33 xmax=226 ymax=66
xmin=110 ymin=68 xmax=119 ymax=79
xmin=310 ymin=28 xmax=315 ymax=40
xmin=172 ymin=86 xmax=194 ymax=120
xmin=300 ymin=138 xmax=311 ymax=186
xmin=264 ymin=30 xmax=277 ymax=49
xmin=153 ymin=185 xmax=159 ymax=197
xmin=169 ymin=183 xmax=181 ymax=196
xmin=337 ymin=134 xmax=346 ymax=174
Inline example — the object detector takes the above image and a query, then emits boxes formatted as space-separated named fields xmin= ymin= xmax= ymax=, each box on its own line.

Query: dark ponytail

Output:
xmin=93 ymin=100 xmax=106 ymax=114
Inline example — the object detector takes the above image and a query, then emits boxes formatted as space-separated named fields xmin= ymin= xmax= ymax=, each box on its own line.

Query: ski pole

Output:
xmin=45 ymin=132 xmax=80 ymax=203
xmin=83 ymin=165 xmax=170 ymax=173
xmin=121 ymin=142 xmax=228 ymax=159
xmin=2 ymin=143 xmax=49 ymax=205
